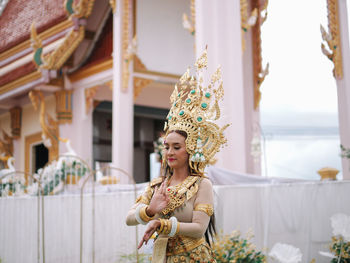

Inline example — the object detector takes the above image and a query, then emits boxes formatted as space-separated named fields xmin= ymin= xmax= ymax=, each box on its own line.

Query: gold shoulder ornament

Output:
xmin=194 ymin=203 xmax=214 ymax=217
xmin=164 ymin=48 xmax=230 ymax=175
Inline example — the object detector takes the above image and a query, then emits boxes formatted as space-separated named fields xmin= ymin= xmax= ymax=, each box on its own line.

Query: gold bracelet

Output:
xmin=175 ymin=222 xmax=180 ymax=235
xmin=139 ymin=206 xmax=155 ymax=222
xmin=165 ymin=220 xmax=171 ymax=235
xmin=163 ymin=220 xmax=168 ymax=235
xmin=163 ymin=220 xmax=169 ymax=235
xmin=158 ymin=219 xmax=165 ymax=233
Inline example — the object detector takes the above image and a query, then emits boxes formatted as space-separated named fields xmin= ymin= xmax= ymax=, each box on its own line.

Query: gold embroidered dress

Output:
xmin=126 ymin=175 xmax=216 ymax=263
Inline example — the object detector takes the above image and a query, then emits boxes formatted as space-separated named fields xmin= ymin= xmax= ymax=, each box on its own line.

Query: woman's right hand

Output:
xmin=138 ymin=219 xmax=161 ymax=249
xmin=146 ymin=179 xmax=170 ymax=216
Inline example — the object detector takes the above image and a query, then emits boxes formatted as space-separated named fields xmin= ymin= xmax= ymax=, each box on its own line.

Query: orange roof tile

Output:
xmin=0 ymin=61 xmax=36 ymax=86
xmin=0 ymin=0 xmax=67 ymax=53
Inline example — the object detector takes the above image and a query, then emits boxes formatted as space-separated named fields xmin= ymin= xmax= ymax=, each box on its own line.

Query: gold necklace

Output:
xmin=162 ymin=176 xmax=200 ymax=216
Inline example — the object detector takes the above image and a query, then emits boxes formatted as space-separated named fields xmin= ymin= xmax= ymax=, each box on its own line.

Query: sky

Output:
xmin=260 ymin=0 xmax=340 ymax=127
xmin=258 ymin=0 xmax=350 ymax=179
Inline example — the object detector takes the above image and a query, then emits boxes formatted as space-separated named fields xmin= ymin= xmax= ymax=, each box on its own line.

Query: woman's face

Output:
xmin=164 ymin=132 xmax=189 ymax=169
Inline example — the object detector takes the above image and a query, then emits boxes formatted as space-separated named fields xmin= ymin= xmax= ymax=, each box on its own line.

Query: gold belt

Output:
xmin=166 ymin=235 xmax=206 ymax=256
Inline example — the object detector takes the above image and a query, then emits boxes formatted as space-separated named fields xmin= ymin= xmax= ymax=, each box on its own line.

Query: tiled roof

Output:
xmin=0 ymin=0 xmax=67 ymax=53
xmin=0 ymin=61 xmax=36 ymax=86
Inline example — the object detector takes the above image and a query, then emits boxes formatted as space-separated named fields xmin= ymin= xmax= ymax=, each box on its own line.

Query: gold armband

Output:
xmin=194 ymin=204 xmax=214 ymax=216
xmin=139 ymin=206 xmax=155 ymax=222
xmin=157 ymin=218 xmax=172 ymax=235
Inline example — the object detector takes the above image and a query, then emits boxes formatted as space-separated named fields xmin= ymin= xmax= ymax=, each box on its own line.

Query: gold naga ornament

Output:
xmin=164 ymin=49 xmax=230 ymax=174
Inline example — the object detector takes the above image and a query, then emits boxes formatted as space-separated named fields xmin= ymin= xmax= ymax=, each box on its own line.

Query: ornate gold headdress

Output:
xmin=164 ymin=49 xmax=230 ymax=174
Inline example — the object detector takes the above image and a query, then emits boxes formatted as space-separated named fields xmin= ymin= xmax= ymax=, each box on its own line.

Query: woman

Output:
xmin=126 ymin=49 xmax=229 ymax=263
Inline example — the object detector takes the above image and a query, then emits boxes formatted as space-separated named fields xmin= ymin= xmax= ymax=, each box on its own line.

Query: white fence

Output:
xmin=0 ymin=178 xmax=349 ymax=263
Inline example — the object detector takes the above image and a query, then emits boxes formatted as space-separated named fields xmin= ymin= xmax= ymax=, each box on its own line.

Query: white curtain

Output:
xmin=0 ymin=181 xmax=349 ymax=263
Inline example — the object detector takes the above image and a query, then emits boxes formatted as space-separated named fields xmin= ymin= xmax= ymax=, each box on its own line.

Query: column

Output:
xmin=112 ymin=0 xmax=134 ymax=183
xmin=196 ymin=0 xmax=256 ymax=174
xmin=59 ymin=87 xmax=93 ymax=167
xmin=337 ymin=0 xmax=350 ymax=179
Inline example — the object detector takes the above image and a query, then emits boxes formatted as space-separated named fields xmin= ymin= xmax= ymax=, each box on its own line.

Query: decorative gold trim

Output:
xmin=105 ymin=80 xmax=113 ymax=90
xmin=55 ymin=90 xmax=73 ymax=124
xmin=28 ymin=91 xmax=59 ymax=162
xmin=0 ymin=129 xmax=13 ymax=158
xmin=85 ymin=86 xmax=100 ymax=114
xmin=109 ymin=0 xmax=116 ymax=13
xmin=167 ymin=236 xmax=205 ymax=256
xmin=0 ymin=71 xmax=42 ymax=96
xmin=321 ymin=0 xmax=343 ymax=79
xmin=241 ymin=0 xmax=258 ymax=51
xmin=122 ymin=0 xmax=134 ymax=92
xmin=31 ymin=23 xmax=85 ymax=70
xmin=69 ymin=59 xmax=113 ymax=82
xmin=133 ymin=55 xmax=146 ymax=71
xmin=182 ymin=0 xmax=195 ymax=36
xmin=134 ymin=77 xmax=153 ymax=99
xmin=25 ymin=132 xmax=42 ymax=175
xmin=10 ymin=107 xmax=22 ymax=139
xmin=251 ymin=0 xmax=269 ymax=110
xmin=0 ymin=20 xmax=74 ymax=62
xmin=30 ymin=0 xmax=95 ymax=71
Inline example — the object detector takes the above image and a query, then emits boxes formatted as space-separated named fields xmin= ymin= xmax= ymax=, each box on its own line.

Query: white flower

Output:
xmin=14 ymin=183 xmax=24 ymax=196
xmin=27 ymin=183 xmax=38 ymax=196
xmin=331 ymin=213 xmax=350 ymax=242
xmin=269 ymin=243 xmax=302 ymax=263
xmin=3 ymin=184 xmax=10 ymax=196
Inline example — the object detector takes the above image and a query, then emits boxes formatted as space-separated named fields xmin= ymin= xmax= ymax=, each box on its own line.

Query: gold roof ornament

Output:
xmin=30 ymin=0 xmax=95 ymax=74
xmin=0 ymin=129 xmax=13 ymax=159
xmin=29 ymin=90 xmax=59 ymax=161
xmin=320 ymin=0 xmax=343 ymax=79
xmin=182 ymin=0 xmax=195 ymax=36
xmin=164 ymin=48 xmax=230 ymax=174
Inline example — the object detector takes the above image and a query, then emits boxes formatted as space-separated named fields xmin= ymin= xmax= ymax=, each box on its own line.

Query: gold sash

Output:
xmin=152 ymin=235 xmax=205 ymax=262
xmin=152 ymin=236 xmax=169 ymax=263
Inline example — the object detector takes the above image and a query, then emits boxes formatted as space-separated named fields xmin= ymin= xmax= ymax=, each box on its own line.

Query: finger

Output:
xmin=162 ymin=179 xmax=167 ymax=194
xmin=138 ymin=238 xmax=145 ymax=249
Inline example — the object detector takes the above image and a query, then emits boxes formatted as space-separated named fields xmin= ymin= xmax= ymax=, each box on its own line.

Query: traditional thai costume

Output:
xmin=126 ymin=49 xmax=229 ymax=263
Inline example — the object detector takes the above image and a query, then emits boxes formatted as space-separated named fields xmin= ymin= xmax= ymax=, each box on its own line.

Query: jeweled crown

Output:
xmin=164 ymin=49 xmax=229 ymax=173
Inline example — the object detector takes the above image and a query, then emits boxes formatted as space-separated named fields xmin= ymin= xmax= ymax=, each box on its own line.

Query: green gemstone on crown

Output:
xmin=179 ymin=110 xmax=184 ymax=116
xmin=201 ymin=103 xmax=208 ymax=109
xmin=168 ymin=115 xmax=172 ymax=120
xmin=190 ymin=89 xmax=196 ymax=94
xmin=197 ymin=116 xmax=203 ymax=122
xmin=205 ymin=92 xmax=211 ymax=98
xmin=186 ymin=98 xmax=191 ymax=103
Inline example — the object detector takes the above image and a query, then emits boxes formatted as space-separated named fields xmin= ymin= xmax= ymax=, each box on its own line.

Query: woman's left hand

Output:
xmin=138 ymin=219 xmax=161 ymax=249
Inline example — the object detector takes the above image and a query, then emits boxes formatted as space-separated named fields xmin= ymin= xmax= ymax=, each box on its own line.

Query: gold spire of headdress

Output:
xmin=164 ymin=48 xmax=230 ymax=174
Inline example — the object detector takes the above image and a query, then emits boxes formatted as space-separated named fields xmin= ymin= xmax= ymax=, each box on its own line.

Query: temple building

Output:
xmin=0 ymin=0 xmax=349 ymax=182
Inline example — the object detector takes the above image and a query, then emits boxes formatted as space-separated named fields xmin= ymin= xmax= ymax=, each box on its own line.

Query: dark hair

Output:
xmin=163 ymin=129 xmax=217 ymax=245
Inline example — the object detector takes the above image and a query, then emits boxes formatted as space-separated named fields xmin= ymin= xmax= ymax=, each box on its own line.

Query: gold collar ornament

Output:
xmin=164 ymin=48 xmax=230 ymax=174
